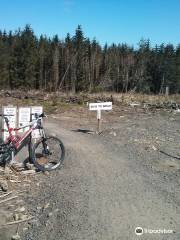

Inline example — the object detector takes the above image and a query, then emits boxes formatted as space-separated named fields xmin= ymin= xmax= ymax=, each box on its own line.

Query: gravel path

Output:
xmin=22 ymin=112 xmax=180 ymax=240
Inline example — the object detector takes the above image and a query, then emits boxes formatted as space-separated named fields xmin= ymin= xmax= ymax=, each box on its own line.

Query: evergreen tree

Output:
xmin=0 ymin=25 xmax=179 ymax=94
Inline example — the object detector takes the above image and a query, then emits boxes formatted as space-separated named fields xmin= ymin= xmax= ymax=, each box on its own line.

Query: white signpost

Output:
xmin=2 ymin=106 xmax=17 ymax=141
xmin=89 ymin=102 xmax=112 ymax=133
xmin=31 ymin=106 xmax=43 ymax=139
xmin=18 ymin=107 xmax=31 ymax=132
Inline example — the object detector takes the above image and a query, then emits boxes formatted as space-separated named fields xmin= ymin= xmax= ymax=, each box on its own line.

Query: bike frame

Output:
xmin=5 ymin=124 xmax=33 ymax=150
xmin=3 ymin=116 xmax=43 ymax=157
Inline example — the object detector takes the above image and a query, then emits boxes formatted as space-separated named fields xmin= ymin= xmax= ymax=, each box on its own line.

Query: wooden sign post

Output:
xmin=89 ymin=102 xmax=112 ymax=133
xmin=97 ymin=109 xmax=101 ymax=133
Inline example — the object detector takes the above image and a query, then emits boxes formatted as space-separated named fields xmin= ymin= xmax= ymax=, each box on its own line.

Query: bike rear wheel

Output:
xmin=32 ymin=136 xmax=65 ymax=171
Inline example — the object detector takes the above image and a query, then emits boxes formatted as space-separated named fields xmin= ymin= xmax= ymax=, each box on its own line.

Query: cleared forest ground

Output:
xmin=0 ymin=94 xmax=180 ymax=240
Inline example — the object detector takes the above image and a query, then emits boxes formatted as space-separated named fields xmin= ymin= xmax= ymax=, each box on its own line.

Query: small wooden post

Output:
xmin=97 ymin=109 xmax=101 ymax=133
xmin=165 ymin=86 xmax=169 ymax=96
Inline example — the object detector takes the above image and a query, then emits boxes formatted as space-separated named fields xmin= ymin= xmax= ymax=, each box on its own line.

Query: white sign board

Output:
xmin=89 ymin=102 xmax=112 ymax=111
xmin=18 ymin=107 xmax=31 ymax=132
xmin=88 ymin=102 xmax=112 ymax=132
xmin=31 ymin=106 xmax=43 ymax=139
xmin=31 ymin=106 xmax=43 ymax=120
xmin=3 ymin=106 xmax=17 ymax=141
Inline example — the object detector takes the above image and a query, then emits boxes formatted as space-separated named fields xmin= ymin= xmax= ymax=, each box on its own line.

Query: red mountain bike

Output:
xmin=0 ymin=113 xmax=65 ymax=171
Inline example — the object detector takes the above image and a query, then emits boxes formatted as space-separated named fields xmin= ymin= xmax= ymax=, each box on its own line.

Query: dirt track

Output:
xmin=0 ymin=106 xmax=179 ymax=239
xmin=16 ymin=106 xmax=179 ymax=240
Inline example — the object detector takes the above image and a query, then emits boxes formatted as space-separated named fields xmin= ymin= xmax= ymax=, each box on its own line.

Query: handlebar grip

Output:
xmin=39 ymin=113 xmax=46 ymax=118
xmin=32 ymin=112 xmax=46 ymax=119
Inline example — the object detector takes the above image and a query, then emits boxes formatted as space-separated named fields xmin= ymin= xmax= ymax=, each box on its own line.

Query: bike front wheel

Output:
xmin=32 ymin=136 xmax=65 ymax=171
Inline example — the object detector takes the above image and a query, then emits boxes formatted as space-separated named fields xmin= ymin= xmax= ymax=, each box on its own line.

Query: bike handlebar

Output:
xmin=0 ymin=114 xmax=14 ymax=117
xmin=0 ymin=113 xmax=46 ymax=118
xmin=33 ymin=112 xmax=47 ymax=119
xmin=1 ymin=112 xmax=47 ymax=134
xmin=0 ymin=113 xmax=47 ymax=126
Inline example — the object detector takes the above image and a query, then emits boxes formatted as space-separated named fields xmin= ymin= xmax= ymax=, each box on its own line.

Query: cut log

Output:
xmin=0 ymin=195 xmax=18 ymax=204
xmin=1 ymin=217 xmax=33 ymax=227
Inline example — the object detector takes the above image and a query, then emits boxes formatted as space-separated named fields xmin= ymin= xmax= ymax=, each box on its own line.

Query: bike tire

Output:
xmin=32 ymin=136 xmax=65 ymax=171
xmin=0 ymin=138 xmax=11 ymax=165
